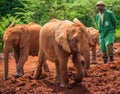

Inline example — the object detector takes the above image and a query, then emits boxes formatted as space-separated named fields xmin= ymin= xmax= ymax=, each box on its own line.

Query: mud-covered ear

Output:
xmin=73 ymin=18 xmax=87 ymax=32
xmin=73 ymin=18 xmax=90 ymax=40
xmin=3 ymin=22 xmax=14 ymax=40
xmin=55 ymin=22 xmax=71 ymax=53
xmin=28 ymin=22 xmax=35 ymax=25
xmin=19 ymin=25 xmax=29 ymax=48
xmin=6 ymin=22 xmax=14 ymax=30
xmin=8 ymin=22 xmax=14 ymax=28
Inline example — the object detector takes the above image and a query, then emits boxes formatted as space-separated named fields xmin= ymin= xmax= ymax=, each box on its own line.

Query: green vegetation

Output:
xmin=0 ymin=0 xmax=120 ymax=52
xmin=115 ymin=29 xmax=120 ymax=42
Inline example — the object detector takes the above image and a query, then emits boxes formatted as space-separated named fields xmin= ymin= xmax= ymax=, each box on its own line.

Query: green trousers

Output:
xmin=101 ymin=44 xmax=114 ymax=60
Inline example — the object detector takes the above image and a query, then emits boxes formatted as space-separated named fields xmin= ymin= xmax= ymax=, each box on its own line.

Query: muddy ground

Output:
xmin=0 ymin=43 xmax=120 ymax=94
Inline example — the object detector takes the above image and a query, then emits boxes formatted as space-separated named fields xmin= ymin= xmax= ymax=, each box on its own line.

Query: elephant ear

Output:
xmin=55 ymin=21 xmax=71 ymax=53
xmin=3 ymin=22 xmax=14 ymax=40
xmin=73 ymin=18 xmax=87 ymax=31
xmin=8 ymin=22 xmax=14 ymax=28
xmin=73 ymin=18 xmax=95 ymax=45
xmin=28 ymin=22 xmax=35 ymax=25
xmin=18 ymin=25 xmax=29 ymax=48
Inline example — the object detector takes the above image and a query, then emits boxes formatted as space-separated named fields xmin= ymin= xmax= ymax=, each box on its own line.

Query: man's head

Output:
xmin=96 ymin=1 xmax=105 ymax=12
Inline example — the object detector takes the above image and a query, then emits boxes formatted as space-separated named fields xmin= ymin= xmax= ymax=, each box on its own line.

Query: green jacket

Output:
xmin=96 ymin=9 xmax=117 ymax=51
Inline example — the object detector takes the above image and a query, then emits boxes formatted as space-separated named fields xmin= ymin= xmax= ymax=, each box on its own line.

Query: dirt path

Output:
xmin=0 ymin=43 xmax=120 ymax=94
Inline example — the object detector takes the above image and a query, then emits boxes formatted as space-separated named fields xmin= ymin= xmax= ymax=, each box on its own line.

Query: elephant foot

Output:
xmin=73 ymin=77 xmax=82 ymax=86
xmin=33 ymin=70 xmax=41 ymax=79
xmin=4 ymin=78 xmax=7 ymax=81
xmin=55 ymin=80 xmax=60 ymax=85
xmin=39 ymin=73 xmax=48 ymax=79
xmin=53 ymin=83 xmax=60 ymax=92
xmin=54 ymin=77 xmax=60 ymax=85
xmin=91 ymin=61 xmax=98 ymax=64
xmin=33 ymin=73 xmax=41 ymax=79
xmin=43 ymin=67 xmax=50 ymax=72
xmin=43 ymin=63 xmax=50 ymax=72
xmin=33 ymin=72 xmax=47 ymax=79
xmin=15 ymin=68 xmax=24 ymax=78
xmin=4 ymin=77 xmax=8 ymax=81
xmin=60 ymin=83 xmax=72 ymax=89
xmin=14 ymin=73 xmax=24 ymax=78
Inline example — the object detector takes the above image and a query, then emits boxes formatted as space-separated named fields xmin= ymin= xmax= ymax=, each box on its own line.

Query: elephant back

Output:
xmin=87 ymin=27 xmax=99 ymax=45
xmin=27 ymin=23 xmax=42 ymax=56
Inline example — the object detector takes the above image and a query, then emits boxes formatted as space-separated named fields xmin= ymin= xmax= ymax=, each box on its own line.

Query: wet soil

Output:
xmin=0 ymin=43 xmax=120 ymax=94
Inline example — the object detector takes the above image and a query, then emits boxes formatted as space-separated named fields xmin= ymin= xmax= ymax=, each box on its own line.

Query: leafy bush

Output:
xmin=0 ymin=0 xmax=120 ymax=52
xmin=115 ymin=29 xmax=120 ymax=42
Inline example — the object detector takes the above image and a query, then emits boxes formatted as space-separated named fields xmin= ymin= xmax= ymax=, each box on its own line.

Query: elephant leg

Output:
xmin=54 ymin=60 xmax=60 ymax=84
xmin=15 ymin=55 xmax=28 ymax=77
xmin=91 ymin=45 xmax=97 ymax=64
xmin=43 ymin=62 xmax=49 ymax=72
xmin=33 ymin=49 xmax=45 ymax=79
xmin=58 ymin=55 xmax=69 ymax=88
xmin=14 ymin=47 xmax=28 ymax=77
xmin=72 ymin=55 xmax=85 ymax=84
xmin=14 ymin=47 xmax=20 ymax=64
xmin=14 ymin=47 xmax=20 ymax=75
xmin=14 ymin=48 xmax=20 ymax=76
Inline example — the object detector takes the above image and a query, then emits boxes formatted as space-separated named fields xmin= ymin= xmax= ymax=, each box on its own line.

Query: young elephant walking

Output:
xmin=87 ymin=27 xmax=99 ymax=64
xmin=3 ymin=22 xmax=49 ymax=80
xmin=33 ymin=18 xmax=90 ymax=88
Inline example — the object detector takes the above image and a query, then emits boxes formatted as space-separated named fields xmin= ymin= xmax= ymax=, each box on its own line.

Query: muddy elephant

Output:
xmin=33 ymin=18 xmax=90 ymax=88
xmin=87 ymin=27 xmax=99 ymax=64
xmin=3 ymin=22 xmax=49 ymax=80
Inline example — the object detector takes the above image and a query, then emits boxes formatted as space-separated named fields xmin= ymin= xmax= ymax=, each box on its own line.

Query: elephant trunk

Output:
xmin=77 ymin=54 xmax=86 ymax=69
xmin=73 ymin=53 xmax=85 ymax=84
xmin=77 ymin=42 xmax=90 ymax=69
xmin=82 ymin=45 xmax=90 ymax=69
xmin=4 ymin=43 xmax=11 ymax=80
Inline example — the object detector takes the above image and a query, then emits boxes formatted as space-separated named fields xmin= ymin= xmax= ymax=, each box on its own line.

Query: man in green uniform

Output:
xmin=96 ymin=1 xmax=117 ymax=64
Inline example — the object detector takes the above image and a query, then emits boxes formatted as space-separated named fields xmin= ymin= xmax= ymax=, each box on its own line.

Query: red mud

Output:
xmin=0 ymin=43 xmax=120 ymax=94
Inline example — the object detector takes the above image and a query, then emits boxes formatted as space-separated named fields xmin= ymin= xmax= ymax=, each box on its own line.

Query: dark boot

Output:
xmin=109 ymin=55 xmax=114 ymax=63
xmin=103 ymin=59 xmax=107 ymax=64
xmin=109 ymin=55 xmax=114 ymax=62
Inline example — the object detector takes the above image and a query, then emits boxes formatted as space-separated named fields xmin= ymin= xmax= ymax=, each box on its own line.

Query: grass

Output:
xmin=115 ymin=29 xmax=120 ymax=42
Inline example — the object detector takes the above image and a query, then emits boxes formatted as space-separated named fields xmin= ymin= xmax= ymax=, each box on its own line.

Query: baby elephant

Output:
xmin=87 ymin=27 xmax=99 ymax=64
xmin=3 ymin=22 xmax=49 ymax=80
xmin=33 ymin=18 xmax=90 ymax=88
